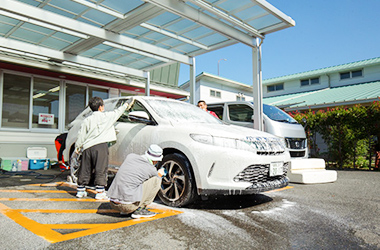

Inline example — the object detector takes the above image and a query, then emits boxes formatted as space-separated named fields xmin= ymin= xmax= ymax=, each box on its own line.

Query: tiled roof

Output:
xmin=264 ymin=81 xmax=380 ymax=110
xmin=263 ymin=57 xmax=380 ymax=85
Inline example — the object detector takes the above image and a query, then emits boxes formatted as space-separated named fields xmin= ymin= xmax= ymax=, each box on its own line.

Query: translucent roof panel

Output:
xmin=0 ymin=0 xmax=295 ymax=80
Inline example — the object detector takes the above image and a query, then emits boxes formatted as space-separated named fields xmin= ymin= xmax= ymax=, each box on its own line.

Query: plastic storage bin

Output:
xmin=0 ymin=157 xmax=29 ymax=171
xmin=29 ymin=159 xmax=50 ymax=170
xmin=27 ymin=147 xmax=50 ymax=170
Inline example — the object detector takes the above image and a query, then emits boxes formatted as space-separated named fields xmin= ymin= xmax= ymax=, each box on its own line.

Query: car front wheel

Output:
xmin=158 ymin=153 xmax=196 ymax=207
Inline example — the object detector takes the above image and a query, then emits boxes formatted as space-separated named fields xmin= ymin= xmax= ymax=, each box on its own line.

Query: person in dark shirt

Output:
xmin=55 ymin=133 xmax=68 ymax=172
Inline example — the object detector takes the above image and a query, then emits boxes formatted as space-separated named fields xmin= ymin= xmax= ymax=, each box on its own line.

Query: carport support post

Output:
xmin=252 ymin=38 xmax=263 ymax=131
xmin=189 ymin=57 xmax=196 ymax=104
xmin=145 ymin=71 xmax=150 ymax=96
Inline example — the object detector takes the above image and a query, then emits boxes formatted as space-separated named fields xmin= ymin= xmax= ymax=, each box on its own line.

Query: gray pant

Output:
xmin=110 ymin=176 xmax=162 ymax=214
xmin=78 ymin=143 xmax=108 ymax=187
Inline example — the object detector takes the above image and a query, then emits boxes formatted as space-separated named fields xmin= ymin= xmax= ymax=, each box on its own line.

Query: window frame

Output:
xmin=300 ymin=77 xmax=320 ymax=87
xmin=0 ymin=70 xmax=111 ymax=132
xmin=227 ymin=103 xmax=254 ymax=123
xmin=210 ymin=89 xmax=221 ymax=98
xmin=267 ymin=83 xmax=284 ymax=92
xmin=31 ymin=76 xmax=61 ymax=130
xmin=340 ymin=69 xmax=363 ymax=80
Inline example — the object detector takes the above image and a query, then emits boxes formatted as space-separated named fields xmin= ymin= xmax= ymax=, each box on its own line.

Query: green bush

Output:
xmin=290 ymin=101 xmax=380 ymax=170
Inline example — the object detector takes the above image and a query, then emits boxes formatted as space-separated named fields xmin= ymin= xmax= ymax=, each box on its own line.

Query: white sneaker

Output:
xmin=95 ymin=192 xmax=109 ymax=200
xmin=76 ymin=191 xmax=87 ymax=198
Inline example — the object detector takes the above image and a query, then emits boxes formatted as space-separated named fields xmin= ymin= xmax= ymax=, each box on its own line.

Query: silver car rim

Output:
xmin=161 ymin=160 xmax=186 ymax=201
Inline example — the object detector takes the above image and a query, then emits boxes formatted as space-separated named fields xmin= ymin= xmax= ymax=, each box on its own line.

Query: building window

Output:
xmin=236 ymin=93 xmax=245 ymax=101
xmin=340 ymin=69 xmax=363 ymax=80
xmin=1 ymin=71 xmax=111 ymax=131
xmin=267 ymin=83 xmax=284 ymax=92
xmin=300 ymin=77 xmax=319 ymax=87
xmin=351 ymin=70 xmax=363 ymax=78
xmin=32 ymin=77 xmax=60 ymax=129
xmin=210 ymin=89 xmax=221 ymax=98
xmin=89 ymin=86 xmax=109 ymax=100
xmin=2 ymin=73 xmax=31 ymax=129
xmin=65 ymin=83 xmax=86 ymax=128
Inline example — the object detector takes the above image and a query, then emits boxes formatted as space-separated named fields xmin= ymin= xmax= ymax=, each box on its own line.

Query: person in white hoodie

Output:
xmin=75 ymin=97 xmax=131 ymax=200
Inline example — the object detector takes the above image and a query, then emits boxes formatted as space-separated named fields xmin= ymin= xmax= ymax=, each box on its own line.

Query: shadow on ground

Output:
xmin=153 ymin=194 xmax=273 ymax=210
xmin=0 ymin=164 xmax=69 ymax=187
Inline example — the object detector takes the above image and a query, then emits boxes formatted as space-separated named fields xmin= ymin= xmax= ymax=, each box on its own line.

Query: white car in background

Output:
xmin=65 ymin=97 xmax=291 ymax=207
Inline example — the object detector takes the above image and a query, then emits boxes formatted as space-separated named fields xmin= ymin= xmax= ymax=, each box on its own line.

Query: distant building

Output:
xmin=180 ymin=57 xmax=380 ymax=111
xmin=180 ymin=72 xmax=254 ymax=104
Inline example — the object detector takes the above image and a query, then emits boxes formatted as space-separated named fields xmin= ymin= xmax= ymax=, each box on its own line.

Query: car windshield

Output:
xmin=145 ymin=99 xmax=222 ymax=124
xmin=263 ymin=104 xmax=298 ymax=124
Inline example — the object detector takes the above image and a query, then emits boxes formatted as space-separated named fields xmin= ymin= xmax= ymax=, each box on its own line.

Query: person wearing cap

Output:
xmin=107 ymin=144 xmax=166 ymax=219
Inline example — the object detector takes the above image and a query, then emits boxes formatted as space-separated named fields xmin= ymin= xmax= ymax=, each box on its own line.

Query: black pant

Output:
xmin=78 ymin=143 xmax=108 ymax=187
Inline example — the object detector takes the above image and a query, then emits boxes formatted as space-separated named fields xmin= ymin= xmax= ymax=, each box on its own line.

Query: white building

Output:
xmin=180 ymin=72 xmax=254 ymax=104
xmin=180 ymin=57 xmax=380 ymax=111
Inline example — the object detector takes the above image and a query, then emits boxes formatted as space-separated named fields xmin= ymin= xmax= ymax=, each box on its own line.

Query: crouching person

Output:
xmin=108 ymin=144 xmax=166 ymax=219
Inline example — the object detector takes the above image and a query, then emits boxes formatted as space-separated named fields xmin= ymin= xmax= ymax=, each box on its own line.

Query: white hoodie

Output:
xmin=75 ymin=102 xmax=128 ymax=152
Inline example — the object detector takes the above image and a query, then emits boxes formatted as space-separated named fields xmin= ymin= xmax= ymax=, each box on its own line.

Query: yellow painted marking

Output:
xmin=47 ymin=224 xmax=108 ymax=229
xmin=27 ymin=182 xmax=97 ymax=194
xmin=14 ymin=209 xmax=119 ymax=213
xmin=0 ymin=198 xmax=105 ymax=202
xmin=0 ymin=202 xmax=182 ymax=243
xmin=28 ymin=182 xmax=65 ymax=187
xmin=0 ymin=183 xmax=183 ymax=244
xmin=264 ymin=185 xmax=293 ymax=193
xmin=0 ymin=203 xmax=62 ymax=241
xmin=0 ymin=190 xmax=76 ymax=194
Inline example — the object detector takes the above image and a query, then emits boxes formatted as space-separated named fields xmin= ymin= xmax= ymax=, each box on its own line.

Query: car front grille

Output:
xmin=233 ymin=162 xmax=290 ymax=184
xmin=285 ymin=138 xmax=306 ymax=149
xmin=257 ymin=151 xmax=285 ymax=155
xmin=290 ymin=151 xmax=306 ymax=157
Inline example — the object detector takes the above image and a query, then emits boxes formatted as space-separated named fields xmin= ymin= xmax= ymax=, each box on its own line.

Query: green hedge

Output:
xmin=289 ymin=101 xmax=380 ymax=170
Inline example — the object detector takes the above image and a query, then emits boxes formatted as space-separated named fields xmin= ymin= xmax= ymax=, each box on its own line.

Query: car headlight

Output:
xmin=190 ymin=134 xmax=286 ymax=154
xmin=279 ymin=137 xmax=287 ymax=149
xmin=190 ymin=134 xmax=257 ymax=153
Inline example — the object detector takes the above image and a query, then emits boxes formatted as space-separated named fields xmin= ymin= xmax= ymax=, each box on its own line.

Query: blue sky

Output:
xmin=178 ymin=0 xmax=380 ymax=85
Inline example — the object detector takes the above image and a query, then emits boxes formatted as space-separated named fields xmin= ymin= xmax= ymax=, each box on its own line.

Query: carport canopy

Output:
xmin=0 ymin=0 xmax=295 ymax=130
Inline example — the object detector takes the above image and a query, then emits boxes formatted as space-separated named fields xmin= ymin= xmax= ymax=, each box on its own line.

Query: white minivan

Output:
xmin=207 ymin=101 xmax=308 ymax=159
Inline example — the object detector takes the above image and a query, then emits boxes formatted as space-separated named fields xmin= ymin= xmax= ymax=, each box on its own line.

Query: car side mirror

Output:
xmin=128 ymin=111 xmax=152 ymax=124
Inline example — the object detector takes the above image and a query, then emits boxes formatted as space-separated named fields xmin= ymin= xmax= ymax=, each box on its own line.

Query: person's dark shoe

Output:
xmin=131 ymin=207 xmax=156 ymax=219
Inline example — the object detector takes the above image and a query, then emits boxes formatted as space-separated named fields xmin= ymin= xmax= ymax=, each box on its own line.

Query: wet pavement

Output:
xmin=0 ymin=166 xmax=379 ymax=249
